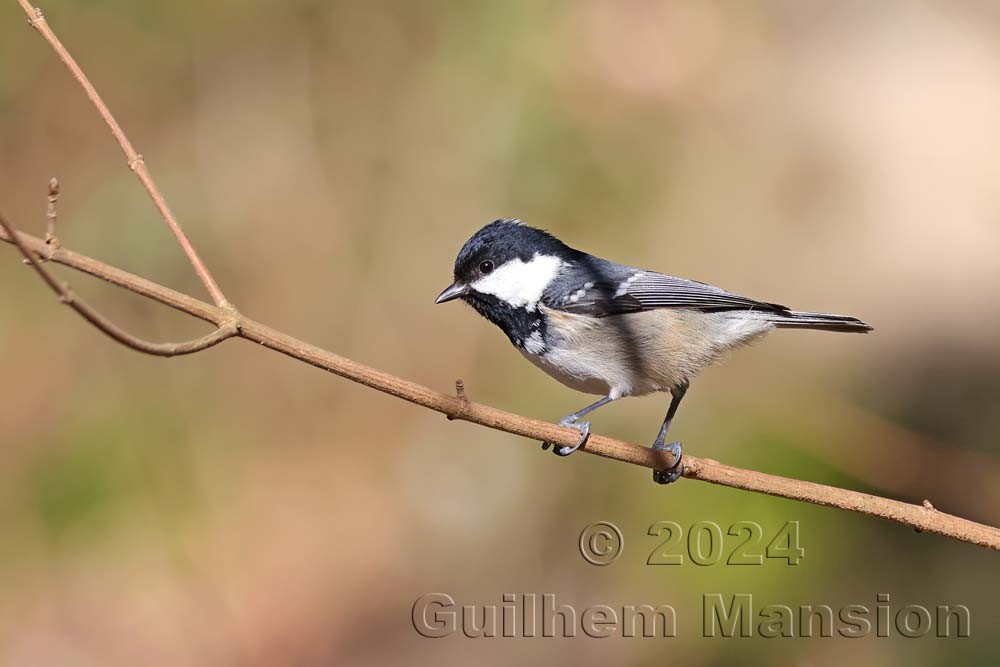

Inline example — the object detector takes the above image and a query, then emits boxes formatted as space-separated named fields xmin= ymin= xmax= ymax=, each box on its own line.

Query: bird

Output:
xmin=435 ymin=219 xmax=872 ymax=484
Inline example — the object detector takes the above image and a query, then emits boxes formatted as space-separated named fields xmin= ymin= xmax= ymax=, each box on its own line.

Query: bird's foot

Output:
xmin=652 ymin=441 xmax=683 ymax=485
xmin=541 ymin=418 xmax=591 ymax=457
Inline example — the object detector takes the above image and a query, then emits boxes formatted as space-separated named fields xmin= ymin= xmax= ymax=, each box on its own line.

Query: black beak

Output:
xmin=435 ymin=282 xmax=468 ymax=304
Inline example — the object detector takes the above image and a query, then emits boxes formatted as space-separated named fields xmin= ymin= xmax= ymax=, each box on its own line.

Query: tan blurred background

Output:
xmin=2 ymin=0 xmax=1000 ymax=664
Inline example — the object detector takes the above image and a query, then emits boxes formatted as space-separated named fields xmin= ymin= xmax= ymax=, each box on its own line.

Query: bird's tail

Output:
xmin=770 ymin=310 xmax=873 ymax=334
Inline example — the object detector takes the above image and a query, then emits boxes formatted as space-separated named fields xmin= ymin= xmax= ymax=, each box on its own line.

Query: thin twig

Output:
xmin=0 ymin=215 xmax=236 ymax=356
xmin=16 ymin=0 xmax=230 ymax=308
xmin=45 ymin=176 xmax=59 ymax=247
xmin=2 ymin=224 xmax=999 ymax=551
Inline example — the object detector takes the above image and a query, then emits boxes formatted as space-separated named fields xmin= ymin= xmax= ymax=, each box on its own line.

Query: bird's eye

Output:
xmin=479 ymin=260 xmax=494 ymax=274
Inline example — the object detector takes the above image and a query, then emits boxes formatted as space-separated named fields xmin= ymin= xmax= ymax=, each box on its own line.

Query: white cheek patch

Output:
xmin=471 ymin=253 xmax=563 ymax=311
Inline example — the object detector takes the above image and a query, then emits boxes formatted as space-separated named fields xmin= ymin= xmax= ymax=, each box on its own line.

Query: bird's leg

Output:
xmin=652 ymin=383 xmax=688 ymax=484
xmin=542 ymin=395 xmax=616 ymax=457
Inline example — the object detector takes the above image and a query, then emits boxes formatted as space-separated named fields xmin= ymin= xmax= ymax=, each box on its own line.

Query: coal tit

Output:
xmin=435 ymin=220 xmax=871 ymax=484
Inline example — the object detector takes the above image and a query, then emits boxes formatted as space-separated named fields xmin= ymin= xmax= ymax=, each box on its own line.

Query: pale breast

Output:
xmin=521 ymin=306 xmax=775 ymax=398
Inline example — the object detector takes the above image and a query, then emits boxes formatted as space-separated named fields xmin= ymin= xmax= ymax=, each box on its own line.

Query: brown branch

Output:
xmin=0 ymin=214 xmax=236 ymax=356
xmin=6 ymin=1 xmax=1000 ymax=553
xmin=16 ymin=0 xmax=230 ymax=308
xmin=2 ymin=224 xmax=999 ymax=551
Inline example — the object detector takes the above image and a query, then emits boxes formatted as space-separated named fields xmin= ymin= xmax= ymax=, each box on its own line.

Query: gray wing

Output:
xmin=546 ymin=261 xmax=789 ymax=317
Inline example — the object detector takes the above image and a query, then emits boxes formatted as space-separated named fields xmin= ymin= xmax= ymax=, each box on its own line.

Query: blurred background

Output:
xmin=2 ymin=0 xmax=1000 ymax=664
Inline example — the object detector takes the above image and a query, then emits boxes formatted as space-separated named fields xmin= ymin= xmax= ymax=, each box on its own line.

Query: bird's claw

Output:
xmin=652 ymin=441 xmax=683 ymax=485
xmin=542 ymin=419 xmax=591 ymax=456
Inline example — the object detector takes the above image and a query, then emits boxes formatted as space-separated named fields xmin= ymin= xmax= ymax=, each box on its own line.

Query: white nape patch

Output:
xmin=470 ymin=253 xmax=563 ymax=311
xmin=614 ymin=272 xmax=644 ymax=297
xmin=523 ymin=330 xmax=546 ymax=355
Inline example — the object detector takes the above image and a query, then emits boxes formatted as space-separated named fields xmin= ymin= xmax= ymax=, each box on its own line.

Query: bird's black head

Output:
xmin=434 ymin=219 xmax=573 ymax=305
xmin=453 ymin=219 xmax=571 ymax=285
xmin=434 ymin=219 xmax=575 ymax=348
